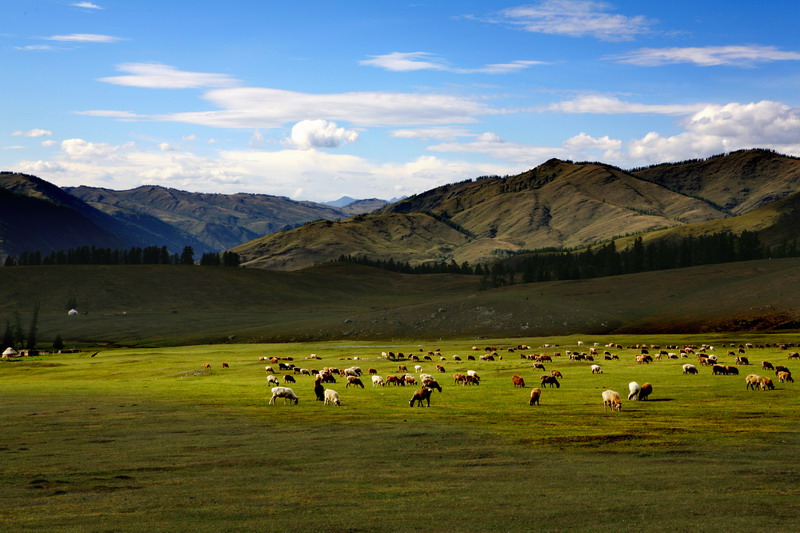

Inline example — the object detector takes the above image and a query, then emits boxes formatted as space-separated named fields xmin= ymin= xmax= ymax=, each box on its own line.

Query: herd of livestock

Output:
xmin=254 ymin=341 xmax=797 ymax=411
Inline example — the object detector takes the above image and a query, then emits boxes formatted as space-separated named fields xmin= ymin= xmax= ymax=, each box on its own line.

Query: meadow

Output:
xmin=2 ymin=334 xmax=799 ymax=532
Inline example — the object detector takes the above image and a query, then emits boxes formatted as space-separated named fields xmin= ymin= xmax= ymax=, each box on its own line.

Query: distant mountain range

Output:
xmin=2 ymin=149 xmax=799 ymax=268
xmin=0 ymin=176 xmax=387 ymax=258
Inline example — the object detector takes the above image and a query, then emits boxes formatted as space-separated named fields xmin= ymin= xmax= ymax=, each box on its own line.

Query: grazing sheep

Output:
xmin=264 ymin=365 xmax=274 ymax=373
xmin=436 ymin=364 xmax=446 ymax=372
xmin=540 ymin=375 xmax=560 ymax=388
xmin=724 ymin=366 xmax=739 ymax=375
xmin=203 ymin=363 xmax=211 ymax=369
xmin=466 ymin=370 xmax=480 ymax=383
xmin=777 ymin=371 xmax=794 ymax=383
xmin=638 ymin=383 xmax=653 ymax=401
xmin=529 ymin=388 xmax=542 ymax=406
xmin=602 ymin=390 xmax=622 ymax=411
xmin=371 ymin=375 xmax=385 ymax=387
xmin=313 ymin=377 xmax=325 ymax=401
xmin=533 ymin=362 xmax=546 ymax=371
xmin=453 ymin=373 xmax=467 ymax=385
xmin=414 ymin=365 xmax=423 ymax=373
xmin=409 ymin=387 xmax=433 ymax=407
xmin=323 ymin=389 xmax=341 ymax=406
xmin=266 ymin=375 xmax=280 ymax=387
xmin=759 ymin=377 xmax=775 ymax=391
xmin=762 ymin=361 xmax=775 ymax=371
xmin=774 ymin=365 xmax=791 ymax=375
xmin=745 ymin=374 xmax=762 ymax=390
xmin=550 ymin=370 xmax=563 ymax=379
xmin=283 ymin=374 xmax=296 ymax=383
xmin=221 ymin=362 xmax=229 ymax=368
xmin=712 ymin=364 xmax=729 ymax=375
xmin=385 ymin=375 xmax=403 ymax=386
xmin=735 ymin=356 xmax=750 ymax=365
xmin=682 ymin=364 xmax=698 ymax=374
xmin=346 ymin=376 xmax=364 ymax=388
xmin=421 ymin=377 xmax=442 ymax=392
xmin=512 ymin=375 xmax=526 ymax=388
xmin=269 ymin=387 xmax=299 ymax=405
xmin=628 ymin=382 xmax=641 ymax=400
xmin=591 ymin=364 xmax=603 ymax=374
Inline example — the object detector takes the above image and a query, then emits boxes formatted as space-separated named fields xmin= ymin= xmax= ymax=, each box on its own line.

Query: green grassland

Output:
xmin=2 ymin=335 xmax=799 ymax=532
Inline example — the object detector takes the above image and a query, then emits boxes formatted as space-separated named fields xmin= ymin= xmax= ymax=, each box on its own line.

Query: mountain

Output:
xmin=0 ymin=172 xmax=142 ymax=259
xmin=325 ymin=196 xmax=358 ymax=207
xmin=337 ymin=198 xmax=388 ymax=216
xmin=66 ymin=185 xmax=349 ymax=254
xmin=634 ymin=149 xmax=800 ymax=214
xmin=234 ymin=150 xmax=800 ymax=270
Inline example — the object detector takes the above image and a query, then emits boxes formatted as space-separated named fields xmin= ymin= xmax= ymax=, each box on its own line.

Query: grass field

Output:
xmin=2 ymin=334 xmax=799 ymax=532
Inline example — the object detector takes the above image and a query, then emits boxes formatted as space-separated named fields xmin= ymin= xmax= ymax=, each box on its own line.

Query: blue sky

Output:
xmin=3 ymin=0 xmax=800 ymax=201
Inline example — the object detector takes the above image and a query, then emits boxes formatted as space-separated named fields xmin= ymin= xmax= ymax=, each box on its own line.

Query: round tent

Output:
xmin=2 ymin=347 xmax=18 ymax=359
xmin=68 ymin=309 xmax=79 ymax=316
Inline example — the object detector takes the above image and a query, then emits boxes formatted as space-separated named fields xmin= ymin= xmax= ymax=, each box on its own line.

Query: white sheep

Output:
xmin=602 ymin=390 xmax=622 ymax=411
xmin=266 ymin=374 xmax=280 ymax=386
xmin=371 ymin=375 xmax=384 ymax=387
xmin=628 ymin=381 xmax=641 ymax=400
xmin=324 ymin=389 xmax=341 ymax=406
xmin=269 ymin=386 xmax=299 ymax=405
xmin=682 ymin=364 xmax=698 ymax=374
xmin=414 ymin=365 xmax=423 ymax=373
xmin=591 ymin=364 xmax=603 ymax=374
xmin=467 ymin=370 xmax=480 ymax=381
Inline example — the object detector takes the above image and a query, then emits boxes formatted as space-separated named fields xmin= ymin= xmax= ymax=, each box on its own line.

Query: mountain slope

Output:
xmin=67 ymin=185 xmax=350 ymax=253
xmin=634 ymin=149 xmax=800 ymax=214
xmin=0 ymin=173 xmax=139 ymax=258
xmin=233 ymin=212 xmax=471 ymax=270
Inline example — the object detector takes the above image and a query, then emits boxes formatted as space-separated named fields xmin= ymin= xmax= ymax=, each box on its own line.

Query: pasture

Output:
xmin=2 ymin=335 xmax=799 ymax=532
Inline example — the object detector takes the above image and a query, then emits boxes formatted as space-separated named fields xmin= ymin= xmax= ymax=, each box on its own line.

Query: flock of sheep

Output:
xmin=259 ymin=341 xmax=796 ymax=411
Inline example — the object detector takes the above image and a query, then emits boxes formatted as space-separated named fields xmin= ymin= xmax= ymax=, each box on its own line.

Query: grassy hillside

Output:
xmin=2 ymin=259 xmax=799 ymax=347
xmin=234 ymin=212 xmax=471 ymax=270
xmin=635 ymin=149 xmax=800 ymax=214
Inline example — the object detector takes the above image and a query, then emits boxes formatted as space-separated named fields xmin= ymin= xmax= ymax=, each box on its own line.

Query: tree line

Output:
xmin=337 ymin=230 xmax=798 ymax=289
xmin=4 ymin=246 xmax=240 ymax=267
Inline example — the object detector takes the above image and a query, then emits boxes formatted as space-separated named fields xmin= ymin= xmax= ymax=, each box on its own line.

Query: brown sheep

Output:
xmin=638 ymin=383 xmax=653 ymax=400
xmin=762 ymin=361 xmax=775 ymax=371
xmin=512 ymin=375 xmax=526 ymax=388
xmin=540 ymin=375 xmax=560 ymax=388
xmin=346 ymin=376 xmax=364 ymax=388
xmin=453 ymin=373 xmax=467 ymax=385
xmin=745 ymin=374 xmax=762 ymax=390
xmin=760 ymin=377 xmax=775 ymax=391
xmin=529 ymin=387 xmax=542 ymax=406
xmin=550 ymin=370 xmax=563 ymax=379
xmin=409 ymin=387 xmax=433 ymax=407
xmin=777 ymin=371 xmax=794 ymax=383
xmin=283 ymin=374 xmax=296 ymax=383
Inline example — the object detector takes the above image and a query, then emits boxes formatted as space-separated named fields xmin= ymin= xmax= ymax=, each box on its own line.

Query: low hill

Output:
xmin=67 ymin=185 xmax=350 ymax=254
xmin=2 ymin=259 xmax=798 ymax=345
xmin=233 ymin=212 xmax=471 ymax=270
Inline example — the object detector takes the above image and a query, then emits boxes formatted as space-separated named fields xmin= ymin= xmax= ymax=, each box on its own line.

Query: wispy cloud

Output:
xmin=546 ymin=94 xmax=706 ymax=115
xmin=97 ymin=63 xmax=240 ymax=89
xmin=609 ymin=45 xmax=800 ymax=66
xmin=361 ymin=52 xmax=545 ymax=74
xmin=71 ymin=2 xmax=103 ymax=9
xmin=46 ymin=33 xmax=122 ymax=43
xmin=11 ymin=129 xmax=53 ymax=138
xmin=15 ymin=45 xmax=57 ymax=51
xmin=475 ymin=0 xmax=654 ymax=42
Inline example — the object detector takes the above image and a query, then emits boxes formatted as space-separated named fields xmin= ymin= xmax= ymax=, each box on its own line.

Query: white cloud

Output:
xmin=428 ymin=132 xmax=567 ymax=164
xmin=546 ymin=94 xmax=706 ymax=115
xmin=98 ymin=63 xmax=239 ymax=89
xmin=360 ymin=52 xmax=545 ymax=74
xmin=74 ymin=110 xmax=144 ymax=120
xmin=71 ymin=2 xmax=103 ymax=9
xmin=360 ymin=52 xmax=447 ymax=72
xmin=610 ymin=45 xmax=800 ymax=67
xmin=61 ymin=138 xmax=133 ymax=160
xmin=11 ymin=129 xmax=52 ymax=137
xmin=481 ymin=1 xmax=654 ymax=41
xmin=159 ymin=143 xmax=177 ymax=152
xmin=391 ymin=127 xmax=475 ymax=141
xmin=46 ymin=33 xmax=122 ymax=43
xmin=563 ymin=132 xmax=621 ymax=151
xmin=287 ymin=120 xmax=359 ymax=150
xmin=15 ymin=45 xmax=57 ymax=51
xmin=627 ymin=101 xmax=800 ymax=163
xmin=3 ymin=145 xmax=26 ymax=150
xmin=160 ymin=87 xmax=495 ymax=128
xmin=41 ymin=140 xmax=58 ymax=147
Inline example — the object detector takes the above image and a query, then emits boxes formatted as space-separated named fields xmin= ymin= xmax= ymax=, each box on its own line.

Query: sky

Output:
xmin=3 ymin=0 xmax=800 ymax=202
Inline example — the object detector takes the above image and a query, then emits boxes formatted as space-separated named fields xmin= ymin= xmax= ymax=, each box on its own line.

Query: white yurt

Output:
xmin=68 ymin=309 xmax=79 ymax=316
xmin=2 ymin=347 xmax=18 ymax=359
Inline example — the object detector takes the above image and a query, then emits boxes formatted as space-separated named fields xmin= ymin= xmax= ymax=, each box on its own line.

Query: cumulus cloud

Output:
xmin=98 ymin=63 xmax=239 ymax=89
xmin=287 ymin=120 xmax=359 ymax=150
xmin=46 ymin=33 xmax=122 ymax=43
xmin=478 ymin=0 xmax=654 ymax=41
xmin=610 ymin=45 xmax=800 ymax=67
xmin=627 ymin=101 xmax=800 ymax=163
xmin=360 ymin=52 xmax=545 ymax=74
xmin=12 ymin=129 xmax=52 ymax=137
